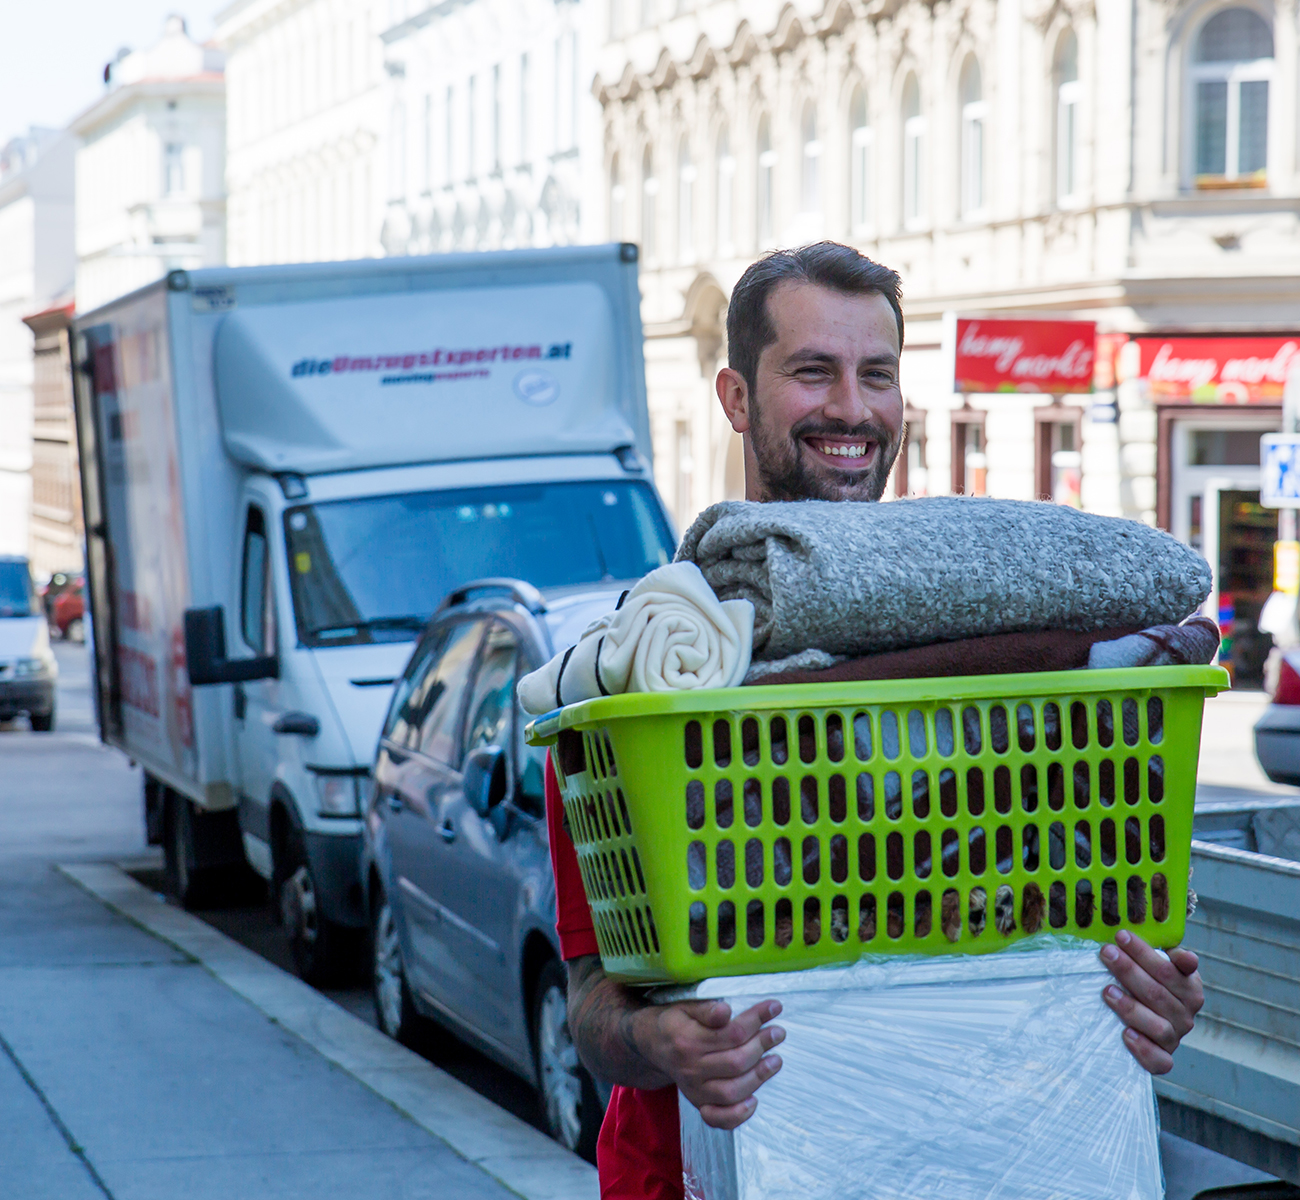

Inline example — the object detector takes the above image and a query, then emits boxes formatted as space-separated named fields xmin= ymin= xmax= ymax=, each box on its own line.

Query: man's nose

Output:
xmin=820 ymin=372 xmax=875 ymax=426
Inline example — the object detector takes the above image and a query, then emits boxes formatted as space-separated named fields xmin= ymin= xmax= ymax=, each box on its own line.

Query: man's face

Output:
xmin=718 ymin=282 xmax=904 ymax=502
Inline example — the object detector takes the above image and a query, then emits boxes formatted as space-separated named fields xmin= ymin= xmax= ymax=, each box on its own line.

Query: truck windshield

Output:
xmin=0 ymin=562 xmax=35 ymax=618
xmin=284 ymin=479 xmax=676 ymax=647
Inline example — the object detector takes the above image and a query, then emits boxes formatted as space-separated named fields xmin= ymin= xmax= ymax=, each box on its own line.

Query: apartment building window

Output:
xmin=1192 ymin=8 xmax=1273 ymax=186
xmin=467 ymin=75 xmax=477 ymax=179
xmin=642 ymin=147 xmax=658 ymax=260
xmin=892 ymin=408 xmax=927 ymax=497
xmin=959 ymin=57 xmax=986 ymax=218
xmin=800 ymin=102 xmax=821 ymax=214
xmin=1056 ymin=30 xmax=1081 ymax=202
xmin=492 ymin=65 xmax=502 ymax=172
xmin=849 ymin=86 xmax=872 ymax=233
xmin=951 ymin=411 xmax=987 ymax=496
xmin=901 ymin=75 xmax=925 ymax=227
xmin=444 ymin=85 xmax=454 ymax=184
xmin=1036 ymin=408 xmax=1084 ymax=506
xmin=756 ymin=114 xmax=775 ymax=246
xmin=163 ymin=142 xmax=186 ymax=196
xmin=715 ymin=125 xmax=734 ymax=255
xmin=678 ymin=137 xmax=695 ymax=261
xmin=422 ymin=94 xmax=433 ymax=191
xmin=609 ymin=154 xmax=625 ymax=238
xmin=519 ymin=54 xmax=530 ymax=163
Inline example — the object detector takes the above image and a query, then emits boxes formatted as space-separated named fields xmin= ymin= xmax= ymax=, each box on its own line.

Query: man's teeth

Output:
xmin=819 ymin=443 xmax=867 ymax=458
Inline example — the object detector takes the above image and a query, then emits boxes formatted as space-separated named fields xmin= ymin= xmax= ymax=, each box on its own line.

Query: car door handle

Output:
xmin=439 ymin=819 xmax=456 ymax=844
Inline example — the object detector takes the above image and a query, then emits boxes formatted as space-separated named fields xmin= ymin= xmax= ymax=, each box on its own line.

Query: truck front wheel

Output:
xmin=277 ymin=830 xmax=358 ymax=986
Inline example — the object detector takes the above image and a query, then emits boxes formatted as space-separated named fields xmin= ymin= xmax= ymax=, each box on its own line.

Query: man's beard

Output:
xmin=749 ymin=404 xmax=902 ymax=503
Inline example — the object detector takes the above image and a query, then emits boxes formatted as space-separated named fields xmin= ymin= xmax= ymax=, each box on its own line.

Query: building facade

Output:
xmin=72 ymin=16 xmax=226 ymax=313
xmin=0 ymin=129 xmax=75 ymax=566
xmin=217 ymin=0 xmax=387 ymax=265
xmin=378 ymin=0 xmax=600 ymax=255
xmin=595 ymin=0 xmax=1300 ymax=683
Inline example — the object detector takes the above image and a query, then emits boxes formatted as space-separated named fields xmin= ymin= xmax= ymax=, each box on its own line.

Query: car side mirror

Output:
xmin=463 ymin=745 xmax=507 ymax=818
xmin=184 ymin=605 xmax=278 ymax=686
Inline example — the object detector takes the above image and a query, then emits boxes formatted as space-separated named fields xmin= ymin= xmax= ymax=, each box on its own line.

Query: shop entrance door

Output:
xmin=1169 ymin=420 xmax=1279 ymax=688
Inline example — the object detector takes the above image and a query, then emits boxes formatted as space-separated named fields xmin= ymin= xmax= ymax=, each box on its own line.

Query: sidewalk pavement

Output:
xmin=0 ymin=679 xmax=596 ymax=1200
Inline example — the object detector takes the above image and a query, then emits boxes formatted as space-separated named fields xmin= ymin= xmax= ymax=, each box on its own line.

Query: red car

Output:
xmin=45 ymin=574 xmax=85 ymax=641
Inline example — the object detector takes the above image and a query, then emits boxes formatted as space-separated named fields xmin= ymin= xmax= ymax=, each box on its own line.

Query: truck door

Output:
xmin=232 ymin=504 xmax=282 ymax=857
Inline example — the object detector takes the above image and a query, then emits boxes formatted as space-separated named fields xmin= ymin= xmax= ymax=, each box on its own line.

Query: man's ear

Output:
xmin=716 ymin=367 xmax=751 ymax=434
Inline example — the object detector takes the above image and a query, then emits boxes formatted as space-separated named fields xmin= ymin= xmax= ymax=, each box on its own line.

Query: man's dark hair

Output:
xmin=726 ymin=242 xmax=904 ymax=397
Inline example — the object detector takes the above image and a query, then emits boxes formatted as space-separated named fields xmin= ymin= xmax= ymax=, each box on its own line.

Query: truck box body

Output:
xmin=71 ymin=245 xmax=674 ymax=953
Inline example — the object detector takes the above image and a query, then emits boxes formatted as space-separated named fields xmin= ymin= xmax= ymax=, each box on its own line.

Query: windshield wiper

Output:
xmin=311 ymin=615 xmax=428 ymax=637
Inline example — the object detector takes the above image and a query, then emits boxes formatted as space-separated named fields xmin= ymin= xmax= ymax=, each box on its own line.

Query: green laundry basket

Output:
xmin=526 ymin=665 xmax=1228 ymax=984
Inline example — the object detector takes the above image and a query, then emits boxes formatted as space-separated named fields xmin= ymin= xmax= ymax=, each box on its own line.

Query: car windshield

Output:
xmin=0 ymin=562 xmax=35 ymax=618
xmin=284 ymin=479 xmax=675 ymax=647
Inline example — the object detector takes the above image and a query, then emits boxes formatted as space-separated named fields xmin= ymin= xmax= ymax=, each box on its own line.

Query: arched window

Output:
xmin=849 ymin=86 xmax=872 ymax=232
xmin=677 ymin=136 xmax=695 ymax=260
xmin=1055 ymin=31 xmax=1081 ymax=202
xmin=715 ymin=125 xmax=735 ymax=255
xmin=1192 ymin=8 xmax=1273 ymax=184
xmin=800 ymin=102 xmax=821 ymax=213
xmin=901 ymin=74 xmax=925 ymax=226
xmin=756 ymin=114 xmax=775 ymax=245
xmin=609 ymin=154 xmax=624 ymax=239
xmin=641 ymin=147 xmax=658 ymax=259
xmin=959 ymin=56 xmax=986 ymax=217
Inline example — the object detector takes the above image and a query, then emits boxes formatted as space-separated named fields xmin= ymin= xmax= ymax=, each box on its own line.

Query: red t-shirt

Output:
xmin=545 ymin=755 xmax=684 ymax=1200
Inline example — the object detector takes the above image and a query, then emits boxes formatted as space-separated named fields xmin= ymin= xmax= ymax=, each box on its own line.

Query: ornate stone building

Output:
xmin=593 ymin=0 xmax=1300 ymax=541
xmin=217 ymin=0 xmax=385 ymax=264
xmin=379 ymin=0 xmax=599 ymax=255
xmin=72 ymin=16 xmax=226 ymax=312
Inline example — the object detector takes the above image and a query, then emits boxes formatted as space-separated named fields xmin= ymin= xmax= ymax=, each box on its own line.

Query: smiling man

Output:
xmin=552 ymin=242 xmax=1203 ymax=1200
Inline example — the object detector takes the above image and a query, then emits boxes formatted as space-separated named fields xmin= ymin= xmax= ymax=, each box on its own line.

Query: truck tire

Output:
xmin=277 ymin=827 xmax=360 ymax=986
xmin=162 ymin=790 xmax=248 ymax=909
xmin=532 ymin=958 xmax=603 ymax=1160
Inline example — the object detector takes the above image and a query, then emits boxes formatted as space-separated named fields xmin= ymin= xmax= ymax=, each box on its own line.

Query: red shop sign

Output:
xmin=953 ymin=318 xmax=1096 ymax=394
xmin=1135 ymin=336 xmax=1300 ymax=404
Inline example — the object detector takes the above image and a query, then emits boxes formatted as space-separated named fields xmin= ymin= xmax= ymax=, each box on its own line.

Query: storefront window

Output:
xmin=1036 ymin=411 xmax=1084 ymax=506
xmin=1189 ymin=428 xmax=1264 ymax=465
xmin=951 ymin=413 xmax=986 ymax=496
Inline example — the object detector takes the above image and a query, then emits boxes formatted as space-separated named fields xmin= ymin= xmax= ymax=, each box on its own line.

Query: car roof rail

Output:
xmin=438 ymin=578 xmax=547 ymax=616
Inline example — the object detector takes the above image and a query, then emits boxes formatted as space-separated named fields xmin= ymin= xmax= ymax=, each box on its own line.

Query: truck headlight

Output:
xmin=14 ymin=657 xmax=51 ymax=678
xmin=313 ymin=773 xmax=361 ymax=817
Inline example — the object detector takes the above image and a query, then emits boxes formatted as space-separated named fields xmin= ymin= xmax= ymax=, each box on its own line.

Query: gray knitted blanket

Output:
xmin=676 ymin=498 xmax=1212 ymax=662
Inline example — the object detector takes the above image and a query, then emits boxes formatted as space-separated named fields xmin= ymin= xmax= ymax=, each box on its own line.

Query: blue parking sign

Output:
xmin=1261 ymin=434 xmax=1300 ymax=507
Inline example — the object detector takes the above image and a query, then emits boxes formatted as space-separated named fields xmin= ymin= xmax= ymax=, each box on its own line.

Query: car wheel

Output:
xmin=372 ymin=892 xmax=422 ymax=1045
xmin=28 ymin=707 xmax=55 ymax=732
xmin=533 ymin=958 xmax=603 ymax=1160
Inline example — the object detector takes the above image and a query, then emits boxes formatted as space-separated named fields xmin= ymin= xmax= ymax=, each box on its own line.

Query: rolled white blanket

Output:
xmin=517 ymin=563 xmax=755 ymax=715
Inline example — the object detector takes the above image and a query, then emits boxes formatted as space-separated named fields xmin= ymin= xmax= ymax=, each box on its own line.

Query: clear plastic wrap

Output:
xmin=668 ymin=936 xmax=1163 ymax=1200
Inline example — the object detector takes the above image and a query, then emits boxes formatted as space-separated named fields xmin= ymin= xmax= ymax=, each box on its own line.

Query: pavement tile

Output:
xmin=0 ymin=1035 xmax=105 ymax=1200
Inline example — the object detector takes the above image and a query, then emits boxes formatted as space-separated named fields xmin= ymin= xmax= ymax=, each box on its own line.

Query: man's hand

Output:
xmin=566 ymin=955 xmax=784 ymax=1129
xmin=631 ymin=998 xmax=785 ymax=1129
xmin=1101 ymin=929 xmax=1203 ymax=1074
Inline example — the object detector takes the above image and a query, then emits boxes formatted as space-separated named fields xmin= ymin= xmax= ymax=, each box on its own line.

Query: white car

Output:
xmin=0 ymin=557 xmax=57 ymax=731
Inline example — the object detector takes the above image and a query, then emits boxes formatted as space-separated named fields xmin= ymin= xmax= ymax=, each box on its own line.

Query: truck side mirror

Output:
xmin=184 ymin=606 xmax=278 ymax=686
xmin=463 ymin=745 xmax=507 ymax=818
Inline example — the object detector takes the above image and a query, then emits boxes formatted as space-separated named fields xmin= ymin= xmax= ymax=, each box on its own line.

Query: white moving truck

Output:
xmin=71 ymin=245 xmax=675 ymax=982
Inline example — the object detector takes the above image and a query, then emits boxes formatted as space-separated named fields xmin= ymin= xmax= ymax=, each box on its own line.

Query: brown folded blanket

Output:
xmin=745 ymin=627 xmax=1141 ymax=687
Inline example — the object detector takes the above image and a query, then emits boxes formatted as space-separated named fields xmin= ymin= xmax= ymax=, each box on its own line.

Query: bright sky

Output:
xmin=0 ymin=2 xmax=220 ymax=146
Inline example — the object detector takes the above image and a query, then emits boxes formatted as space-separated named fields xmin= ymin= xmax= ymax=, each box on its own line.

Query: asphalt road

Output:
xmin=8 ymin=640 xmax=1288 ymax=1197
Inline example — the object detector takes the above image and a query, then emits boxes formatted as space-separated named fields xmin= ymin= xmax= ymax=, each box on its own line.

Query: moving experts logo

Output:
xmin=290 ymin=341 xmax=573 ymax=381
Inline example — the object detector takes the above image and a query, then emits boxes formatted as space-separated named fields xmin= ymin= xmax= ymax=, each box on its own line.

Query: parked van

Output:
xmin=71 ymin=245 xmax=673 ymax=981
xmin=0 ymin=556 xmax=57 ymax=730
